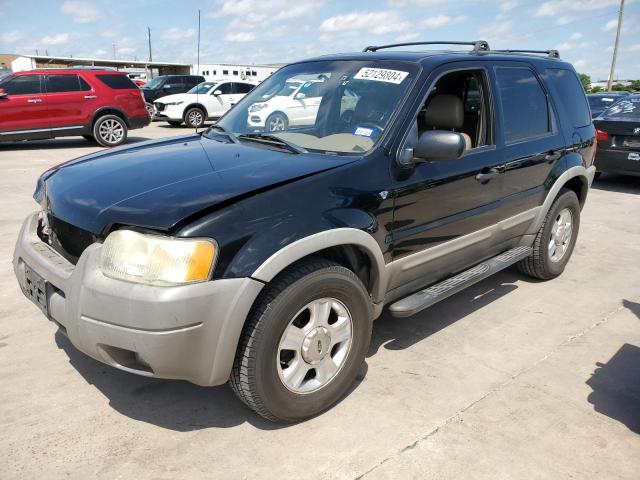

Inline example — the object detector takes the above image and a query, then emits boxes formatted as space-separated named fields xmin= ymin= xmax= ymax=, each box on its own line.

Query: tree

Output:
xmin=590 ymin=86 xmax=604 ymax=93
xmin=578 ymin=73 xmax=591 ymax=91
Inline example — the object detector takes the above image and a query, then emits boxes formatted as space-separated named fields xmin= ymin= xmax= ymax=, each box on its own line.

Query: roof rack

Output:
xmin=490 ymin=49 xmax=560 ymax=59
xmin=363 ymin=40 xmax=490 ymax=53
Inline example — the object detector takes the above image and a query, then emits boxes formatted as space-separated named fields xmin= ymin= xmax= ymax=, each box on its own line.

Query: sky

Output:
xmin=1 ymin=0 xmax=639 ymax=81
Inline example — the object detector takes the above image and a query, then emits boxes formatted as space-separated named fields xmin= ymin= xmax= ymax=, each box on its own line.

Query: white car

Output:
xmin=247 ymin=79 xmax=359 ymax=132
xmin=154 ymin=80 xmax=256 ymax=128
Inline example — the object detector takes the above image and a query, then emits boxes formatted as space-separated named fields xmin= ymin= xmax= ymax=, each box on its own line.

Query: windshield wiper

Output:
xmin=205 ymin=124 xmax=238 ymax=143
xmin=237 ymin=133 xmax=307 ymax=154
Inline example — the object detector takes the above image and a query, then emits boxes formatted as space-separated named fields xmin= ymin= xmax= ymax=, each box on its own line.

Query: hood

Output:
xmin=155 ymin=93 xmax=192 ymax=104
xmin=38 ymin=134 xmax=357 ymax=235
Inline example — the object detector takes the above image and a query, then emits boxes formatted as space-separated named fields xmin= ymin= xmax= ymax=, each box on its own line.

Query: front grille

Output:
xmin=155 ymin=103 xmax=166 ymax=112
xmin=38 ymin=215 xmax=97 ymax=265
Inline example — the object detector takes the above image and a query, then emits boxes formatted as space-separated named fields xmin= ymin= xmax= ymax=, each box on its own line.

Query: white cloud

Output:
xmin=215 ymin=0 xmax=318 ymax=18
xmin=161 ymin=27 xmax=195 ymax=40
xmin=395 ymin=33 xmax=419 ymax=42
xmin=602 ymin=19 xmax=618 ymax=31
xmin=569 ymin=32 xmax=583 ymax=41
xmin=536 ymin=0 xmax=619 ymax=17
xmin=40 ymin=33 xmax=70 ymax=46
xmin=60 ymin=1 xmax=101 ymax=24
xmin=388 ymin=0 xmax=447 ymax=5
xmin=499 ymin=1 xmax=518 ymax=12
xmin=319 ymin=11 xmax=410 ymax=34
xmin=422 ymin=15 xmax=467 ymax=28
xmin=0 ymin=30 xmax=22 ymax=43
xmin=224 ymin=32 xmax=256 ymax=42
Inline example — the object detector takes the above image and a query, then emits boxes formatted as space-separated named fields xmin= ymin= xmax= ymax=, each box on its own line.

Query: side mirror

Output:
xmin=0 ymin=88 xmax=7 ymax=98
xmin=294 ymin=92 xmax=306 ymax=100
xmin=399 ymin=131 xmax=466 ymax=167
xmin=213 ymin=89 xmax=222 ymax=96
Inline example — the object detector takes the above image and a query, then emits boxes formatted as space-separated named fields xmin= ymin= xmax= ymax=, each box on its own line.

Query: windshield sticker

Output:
xmin=602 ymin=98 xmax=615 ymax=102
xmin=354 ymin=68 xmax=409 ymax=84
xmin=354 ymin=126 xmax=374 ymax=137
xmin=607 ymin=100 xmax=637 ymax=116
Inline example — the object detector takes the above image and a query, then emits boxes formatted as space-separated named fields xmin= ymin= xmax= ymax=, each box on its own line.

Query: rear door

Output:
xmin=230 ymin=82 xmax=254 ymax=108
xmin=494 ymin=63 xmax=567 ymax=214
xmin=44 ymin=74 xmax=94 ymax=133
xmin=0 ymin=74 xmax=49 ymax=140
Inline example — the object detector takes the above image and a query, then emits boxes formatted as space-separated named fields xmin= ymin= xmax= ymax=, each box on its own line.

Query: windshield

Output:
xmin=213 ymin=60 xmax=418 ymax=154
xmin=145 ymin=77 xmax=165 ymax=89
xmin=188 ymin=82 xmax=217 ymax=94
xmin=600 ymin=96 xmax=640 ymax=119
xmin=588 ymin=95 xmax=623 ymax=109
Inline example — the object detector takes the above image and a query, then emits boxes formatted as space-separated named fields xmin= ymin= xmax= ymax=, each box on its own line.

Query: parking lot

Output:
xmin=1 ymin=124 xmax=639 ymax=479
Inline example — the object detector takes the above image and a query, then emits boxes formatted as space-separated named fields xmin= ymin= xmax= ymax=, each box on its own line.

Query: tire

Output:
xmin=265 ymin=112 xmax=288 ymax=132
xmin=92 ymin=114 xmax=128 ymax=147
xmin=145 ymin=102 xmax=155 ymax=118
xmin=517 ymin=188 xmax=580 ymax=280
xmin=230 ymin=259 xmax=373 ymax=422
xmin=593 ymin=171 xmax=602 ymax=181
xmin=184 ymin=107 xmax=206 ymax=128
xmin=167 ymin=120 xmax=182 ymax=127
xmin=82 ymin=134 xmax=95 ymax=142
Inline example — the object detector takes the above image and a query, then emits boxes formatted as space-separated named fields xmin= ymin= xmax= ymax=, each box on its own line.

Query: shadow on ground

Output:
xmin=0 ymin=136 xmax=151 ymax=151
xmin=54 ymin=267 xmax=525 ymax=431
xmin=587 ymin=341 xmax=640 ymax=434
xmin=592 ymin=173 xmax=640 ymax=195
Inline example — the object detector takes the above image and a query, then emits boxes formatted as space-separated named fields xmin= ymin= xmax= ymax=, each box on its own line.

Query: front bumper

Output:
xmin=154 ymin=103 xmax=184 ymax=122
xmin=13 ymin=213 xmax=263 ymax=386
xmin=595 ymin=148 xmax=640 ymax=176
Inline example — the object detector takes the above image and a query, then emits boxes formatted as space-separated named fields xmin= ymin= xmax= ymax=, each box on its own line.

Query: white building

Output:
xmin=192 ymin=63 xmax=283 ymax=82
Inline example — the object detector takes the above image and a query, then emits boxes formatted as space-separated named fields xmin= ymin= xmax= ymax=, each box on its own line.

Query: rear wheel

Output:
xmin=230 ymin=259 xmax=372 ymax=422
xmin=93 ymin=115 xmax=128 ymax=147
xmin=184 ymin=107 xmax=206 ymax=128
xmin=518 ymin=188 xmax=580 ymax=280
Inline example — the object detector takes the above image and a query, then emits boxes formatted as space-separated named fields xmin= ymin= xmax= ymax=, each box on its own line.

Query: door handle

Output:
xmin=475 ymin=168 xmax=500 ymax=184
xmin=27 ymin=98 xmax=42 ymax=103
xmin=84 ymin=95 xmax=97 ymax=99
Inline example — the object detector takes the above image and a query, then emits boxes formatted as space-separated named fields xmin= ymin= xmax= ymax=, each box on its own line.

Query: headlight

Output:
xmin=164 ymin=101 xmax=184 ymax=106
xmin=249 ymin=103 xmax=268 ymax=113
xmin=100 ymin=230 xmax=216 ymax=286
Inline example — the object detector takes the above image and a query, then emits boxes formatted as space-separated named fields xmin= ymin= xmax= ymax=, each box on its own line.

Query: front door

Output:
xmin=388 ymin=65 xmax=507 ymax=294
xmin=0 ymin=74 xmax=49 ymax=140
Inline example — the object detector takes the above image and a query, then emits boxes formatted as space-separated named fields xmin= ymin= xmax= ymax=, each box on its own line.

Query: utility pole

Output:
xmin=147 ymin=27 xmax=153 ymax=62
xmin=607 ymin=0 xmax=625 ymax=92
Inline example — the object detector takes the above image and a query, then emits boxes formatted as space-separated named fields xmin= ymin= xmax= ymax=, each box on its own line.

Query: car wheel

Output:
xmin=230 ymin=258 xmax=373 ymax=422
xmin=145 ymin=103 xmax=155 ymax=118
xmin=184 ymin=107 xmax=206 ymax=128
xmin=518 ymin=188 xmax=580 ymax=280
xmin=168 ymin=120 xmax=182 ymax=127
xmin=92 ymin=115 xmax=128 ymax=147
xmin=266 ymin=112 xmax=288 ymax=132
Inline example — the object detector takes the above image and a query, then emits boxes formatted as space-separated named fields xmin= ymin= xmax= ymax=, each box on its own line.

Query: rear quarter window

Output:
xmin=545 ymin=68 xmax=591 ymax=127
xmin=96 ymin=74 xmax=138 ymax=90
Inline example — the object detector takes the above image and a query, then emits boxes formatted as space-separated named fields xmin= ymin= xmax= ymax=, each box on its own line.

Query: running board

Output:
xmin=388 ymin=246 xmax=533 ymax=318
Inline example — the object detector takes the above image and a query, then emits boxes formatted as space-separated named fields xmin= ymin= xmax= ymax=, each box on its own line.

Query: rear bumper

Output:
xmin=13 ymin=213 xmax=263 ymax=386
xmin=595 ymin=149 xmax=640 ymax=176
xmin=129 ymin=115 xmax=151 ymax=130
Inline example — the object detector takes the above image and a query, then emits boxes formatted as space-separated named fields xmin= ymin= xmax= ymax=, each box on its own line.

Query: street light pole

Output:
xmin=607 ymin=0 xmax=625 ymax=92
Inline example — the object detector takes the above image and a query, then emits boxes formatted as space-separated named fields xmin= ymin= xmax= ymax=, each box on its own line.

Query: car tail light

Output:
xmin=595 ymin=129 xmax=609 ymax=142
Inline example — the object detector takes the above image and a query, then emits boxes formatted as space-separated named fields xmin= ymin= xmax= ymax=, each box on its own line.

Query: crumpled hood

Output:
xmin=38 ymin=134 xmax=356 ymax=235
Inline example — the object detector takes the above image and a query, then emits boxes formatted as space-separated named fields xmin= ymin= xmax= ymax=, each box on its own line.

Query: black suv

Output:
xmin=140 ymin=74 xmax=205 ymax=115
xmin=13 ymin=41 xmax=596 ymax=422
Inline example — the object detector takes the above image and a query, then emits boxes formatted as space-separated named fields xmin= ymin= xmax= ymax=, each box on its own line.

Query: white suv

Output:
xmin=154 ymin=81 xmax=255 ymax=128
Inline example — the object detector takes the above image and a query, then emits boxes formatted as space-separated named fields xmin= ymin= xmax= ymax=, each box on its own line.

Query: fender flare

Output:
xmin=527 ymin=164 xmax=595 ymax=235
xmin=251 ymin=228 xmax=388 ymax=303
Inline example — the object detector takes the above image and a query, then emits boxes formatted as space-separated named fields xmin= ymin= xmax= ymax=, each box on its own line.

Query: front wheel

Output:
xmin=184 ymin=107 xmax=206 ymax=128
xmin=93 ymin=115 xmax=128 ymax=147
xmin=230 ymin=259 xmax=372 ymax=422
xmin=518 ymin=188 xmax=580 ymax=280
xmin=265 ymin=112 xmax=288 ymax=132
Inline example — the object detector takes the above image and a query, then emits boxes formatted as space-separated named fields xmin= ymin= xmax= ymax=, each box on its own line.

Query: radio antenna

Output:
xmin=195 ymin=9 xmax=201 ymax=133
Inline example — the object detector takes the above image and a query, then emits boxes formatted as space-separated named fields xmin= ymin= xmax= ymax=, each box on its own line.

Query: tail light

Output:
xmin=595 ymin=129 xmax=609 ymax=142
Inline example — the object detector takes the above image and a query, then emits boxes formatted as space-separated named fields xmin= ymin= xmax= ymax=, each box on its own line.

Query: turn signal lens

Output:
xmin=100 ymin=230 xmax=216 ymax=286
xmin=595 ymin=129 xmax=609 ymax=142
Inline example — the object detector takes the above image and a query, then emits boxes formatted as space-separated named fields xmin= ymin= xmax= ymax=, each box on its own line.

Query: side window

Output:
xmin=46 ymin=74 xmax=89 ymax=93
xmin=545 ymin=68 xmax=591 ymax=128
xmin=216 ymin=83 xmax=233 ymax=95
xmin=234 ymin=83 xmax=254 ymax=94
xmin=496 ymin=67 xmax=549 ymax=143
xmin=3 ymin=75 xmax=42 ymax=95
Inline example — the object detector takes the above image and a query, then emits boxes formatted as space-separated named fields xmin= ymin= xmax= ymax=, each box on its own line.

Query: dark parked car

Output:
xmin=593 ymin=95 xmax=640 ymax=177
xmin=14 ymin=41 xmax=596 ymax=422
xmin=0 ymin=68 xmax=150 ymax=147
xmin=140 ymin=74 xmax=205 ymax=115
xmin=587 ymin=92 xmax=630 ymax=118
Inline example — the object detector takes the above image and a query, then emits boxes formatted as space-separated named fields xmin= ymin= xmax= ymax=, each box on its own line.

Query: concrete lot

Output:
xmin=1 ymin=124 xmax=639 ymax=479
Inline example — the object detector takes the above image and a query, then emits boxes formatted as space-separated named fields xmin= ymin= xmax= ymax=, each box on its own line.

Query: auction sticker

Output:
xmin=354 ymin=68 xmax=409 ymax=84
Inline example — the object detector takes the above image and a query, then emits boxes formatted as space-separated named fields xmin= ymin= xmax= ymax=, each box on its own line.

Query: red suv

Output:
xmin=0 ymin=68 xmax=150 ymax=147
